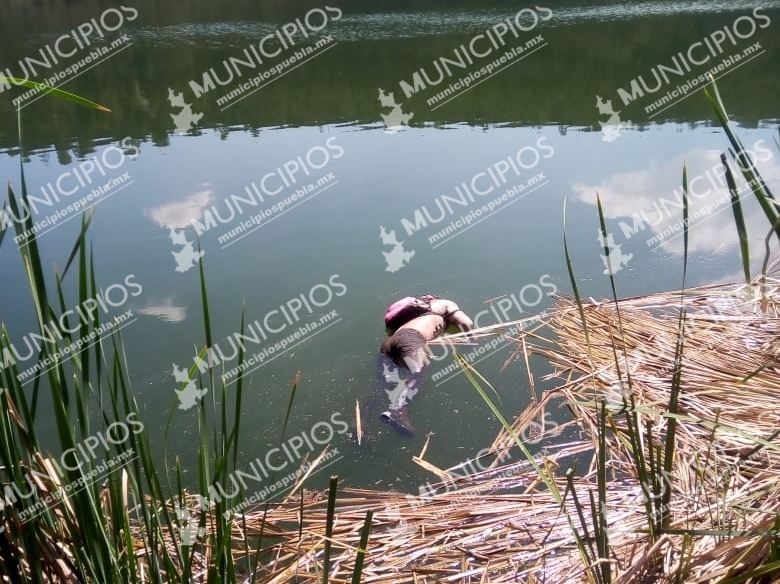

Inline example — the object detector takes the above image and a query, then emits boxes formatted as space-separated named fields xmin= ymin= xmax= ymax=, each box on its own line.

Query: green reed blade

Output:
xmin=351 ymin=510 xmax=374 ymax=584
xmin=1 ymin=75 xmax=111 ymax=113
xmin=322 ymin=475 xmax=339 ymax=584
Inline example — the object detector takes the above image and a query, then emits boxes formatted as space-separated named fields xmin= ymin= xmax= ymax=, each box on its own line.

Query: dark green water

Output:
xmin=0 ymin=0 xmax=778 ymax=494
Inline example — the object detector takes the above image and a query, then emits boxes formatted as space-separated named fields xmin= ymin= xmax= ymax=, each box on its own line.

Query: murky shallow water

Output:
xmin=0 ymin=0 xmax=778 ymax=494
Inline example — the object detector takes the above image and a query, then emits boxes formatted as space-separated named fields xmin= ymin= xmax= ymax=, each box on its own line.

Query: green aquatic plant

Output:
xmin=0 ymin=76 xmax=111 ymax=113
xmin=0 ymin=81 xmax=357 ymax=583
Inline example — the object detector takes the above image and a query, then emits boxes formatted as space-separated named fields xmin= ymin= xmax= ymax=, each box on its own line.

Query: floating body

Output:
xmin=364 ymin=295 xmax=475 ymax=436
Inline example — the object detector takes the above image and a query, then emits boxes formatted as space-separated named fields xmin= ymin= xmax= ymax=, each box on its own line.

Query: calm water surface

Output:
xmin=0 ymin=0 xmax=778 ymax=493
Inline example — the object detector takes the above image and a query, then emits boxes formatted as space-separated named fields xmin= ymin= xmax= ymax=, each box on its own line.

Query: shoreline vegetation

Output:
xmin=0 ymin=77 xmax=779 ymax=582
xmin=216 ymin=277 xmax=780 ymax=583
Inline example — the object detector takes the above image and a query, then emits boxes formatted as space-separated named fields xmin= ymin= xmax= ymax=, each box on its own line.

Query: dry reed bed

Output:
xmin=192 ymin=441 xmax=611 ymax=583
xmin=533 ymin=281 xmax=780 ymax=487
xmin=167 ymin=279 xmax=780 ymax=583
xmin=519 ymin=277 xmax=780 ymax=583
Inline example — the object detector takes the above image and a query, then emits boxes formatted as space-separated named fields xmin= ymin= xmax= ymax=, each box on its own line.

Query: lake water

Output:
xmin=0 ymin=0 xmax=778 ymax=494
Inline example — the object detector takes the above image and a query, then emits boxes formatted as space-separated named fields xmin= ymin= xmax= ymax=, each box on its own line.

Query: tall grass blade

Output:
xmin=563 ymin=196 xmax=619 ymax=576
xmin=681 ymin=163 xmax=690 ymax=282
xmin=704 ymin=77 xmax=779 ymax=239
xmin=660 ymin=165 xmax=690 ymax=531
xmin=0 ymin=201 xmax=7 ymax=250
xmin=322 ymin=475 xmax=339 ymax=584
xmin=563 ymin=469 xmax=598 ymax=571
xmin=456 ymin=352 xmax=551 ymax=488
xmin=721 ymin=154 xmax=751 ymax=284
xmin=562 ymin=198 xmax=591 ymax=349
xmin=596 ymin=195 xmax=644 ymax=555
xmin=454 ymin=349 xmax=605 ymax=580
xmin=0 ymin=76 xmax=111 ymax=112
xmin=61 ymin=212 xmax=94 ymax=278
xmin=350 ymin=510 xmax=374 ymax=584
xmin=196 ymin=241 xmax=212 ymax=348
xmin=595 ymin=400 xmax=610 ymax=583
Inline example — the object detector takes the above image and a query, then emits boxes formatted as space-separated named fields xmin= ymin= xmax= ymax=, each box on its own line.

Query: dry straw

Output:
xmin=149 ymin=274 xmax=780 ymax=583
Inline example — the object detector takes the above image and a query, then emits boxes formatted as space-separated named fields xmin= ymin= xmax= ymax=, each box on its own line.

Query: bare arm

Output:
xmin=449 ymin=308 xmax=474 ymax=332
xmin=430 ymin=299 xmax=474 ymax=332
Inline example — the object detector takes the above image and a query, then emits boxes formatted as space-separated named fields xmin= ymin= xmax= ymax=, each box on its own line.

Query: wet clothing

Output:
xmin=369 ymin=329 xmax=426 ymax=434
xmin=385 ymin=296 xmax=436 ymax=332
xmin=366 ymin=298 xmax=474 ymax=436
xmin=376 ymin=353 xmax=425 ymax=434
xmin=380 ymin=328 xmax=428 ymax=371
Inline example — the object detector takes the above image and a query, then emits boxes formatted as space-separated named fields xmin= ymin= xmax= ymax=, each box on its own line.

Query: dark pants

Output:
xmin=375 ymin=352 xmax=427 ymax=413
xmin=361 ymin=329 xmax=428 ymax=435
